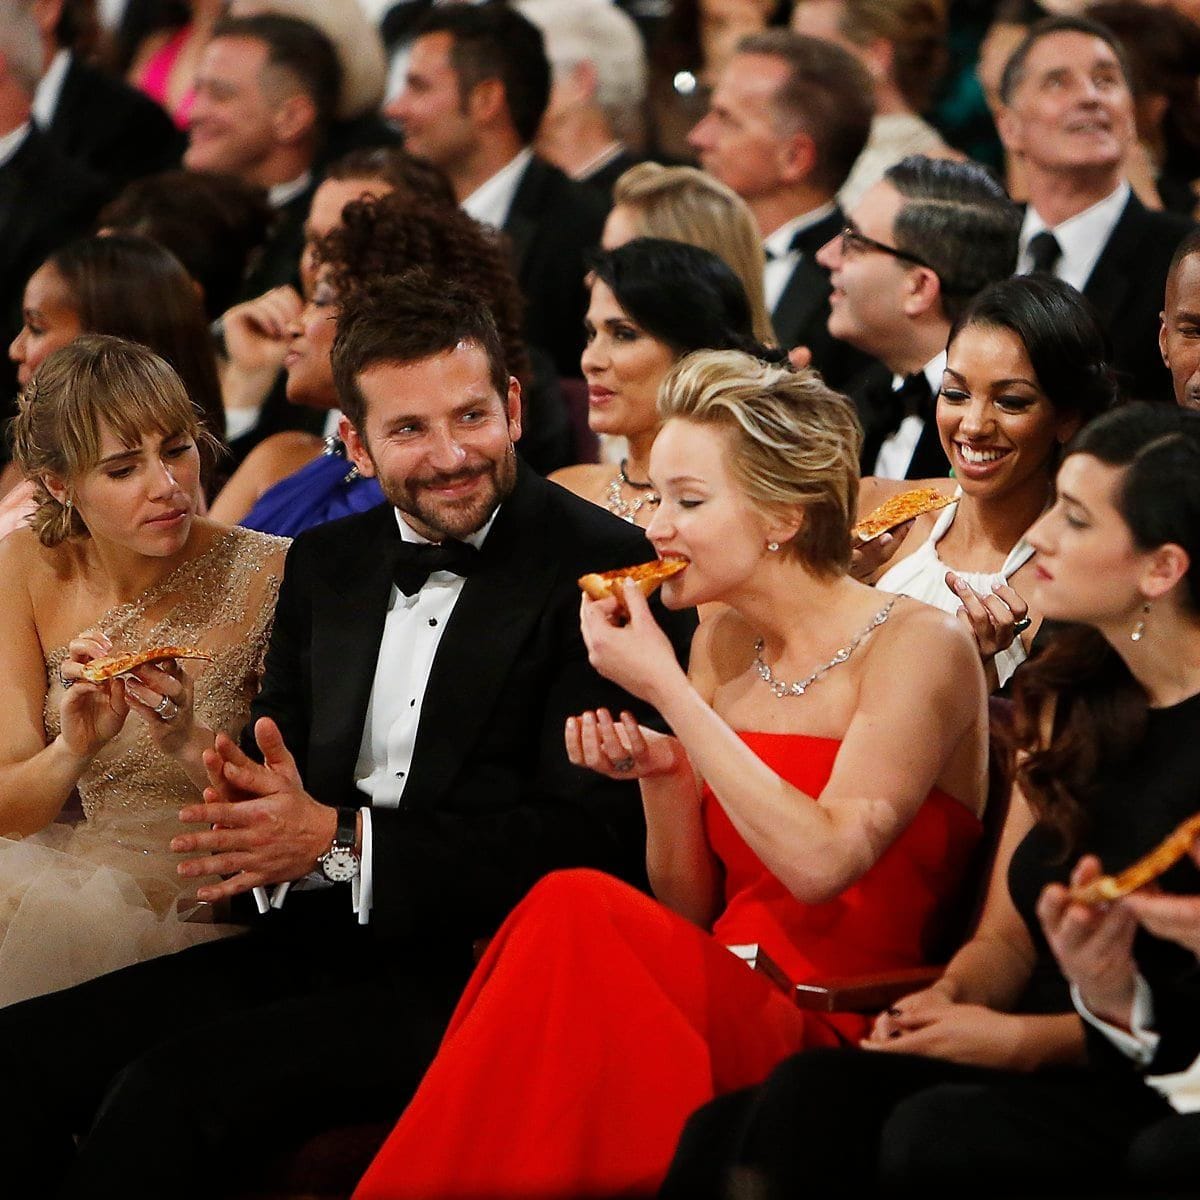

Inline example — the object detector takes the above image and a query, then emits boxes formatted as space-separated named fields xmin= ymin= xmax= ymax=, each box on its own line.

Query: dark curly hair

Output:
xmin=1012 ymin=404 xmax=1200 ymax=855
xmin=316 ymin=195 xmax=530 ymax=386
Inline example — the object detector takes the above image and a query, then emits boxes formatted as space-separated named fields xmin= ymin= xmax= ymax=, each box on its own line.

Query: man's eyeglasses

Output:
xmin=838 ymin=225 xmax=934 ymax=271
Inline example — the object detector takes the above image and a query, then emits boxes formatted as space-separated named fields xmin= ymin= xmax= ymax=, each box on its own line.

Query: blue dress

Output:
xmin=241 ymin=442 xmax=385 ymax=537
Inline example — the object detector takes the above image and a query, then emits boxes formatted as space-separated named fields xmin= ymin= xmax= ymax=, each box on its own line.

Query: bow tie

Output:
xmin=392 ymin=539 xmax=480 ymax=596
xmin=880 ymin=371 xmax=934 ymax=439
xmin=765 ymin=222 xmax=832 ymax=262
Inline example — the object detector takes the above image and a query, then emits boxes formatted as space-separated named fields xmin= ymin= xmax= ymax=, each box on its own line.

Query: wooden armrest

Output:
xmin=792 ymin=966 xmax=944 ymax=1013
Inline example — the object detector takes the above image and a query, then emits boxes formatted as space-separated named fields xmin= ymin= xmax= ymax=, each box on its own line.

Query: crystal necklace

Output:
xmin=753 ymin=599 xmax=896 ymax=698
xmin=604 ymin=459 xmax=659 ymax=524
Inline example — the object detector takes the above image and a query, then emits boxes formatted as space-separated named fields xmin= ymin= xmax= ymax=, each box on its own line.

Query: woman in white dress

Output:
xmin=866 ymin=275 xmax=1115 ymax=688
xmin=0 ymin=335 xmax=288 ymax=1006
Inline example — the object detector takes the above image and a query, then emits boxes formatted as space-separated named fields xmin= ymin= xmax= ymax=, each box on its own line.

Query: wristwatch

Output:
xmin=317 ymin=807 xmax=361 ymax=883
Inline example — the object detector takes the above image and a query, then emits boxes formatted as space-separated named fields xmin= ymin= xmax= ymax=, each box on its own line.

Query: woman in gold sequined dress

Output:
xmin=0 ymin=336 xmax=288 ymax=1006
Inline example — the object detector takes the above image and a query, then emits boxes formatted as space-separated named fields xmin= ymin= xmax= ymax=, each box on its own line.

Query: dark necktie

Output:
xmin=1027 ymin=230 xmax=1063 ymax=275
xmin=882 ymin=371 xmax=933 ymax=438
xmin=392 ymin=539 xmax=479 ymax=596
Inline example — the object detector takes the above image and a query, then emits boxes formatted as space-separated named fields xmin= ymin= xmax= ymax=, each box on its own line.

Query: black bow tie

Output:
xmin=881 ymin=371 xmax=934 ymax=438
xmin=392 ymin=539 xmax=480 ymax=596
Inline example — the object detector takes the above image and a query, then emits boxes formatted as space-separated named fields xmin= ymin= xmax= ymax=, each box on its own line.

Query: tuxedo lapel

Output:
xmin=502 ymin=159 xmax=541 ymax=277
xmin=1081 ymin=193 xmax=1142 ymax=325
xmin=308 ymin=504 xmax=397 ymax=800
xmin=405 ymin=469 xmax=556 ymax=808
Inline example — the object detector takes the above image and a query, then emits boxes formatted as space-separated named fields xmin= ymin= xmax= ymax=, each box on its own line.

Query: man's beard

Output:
xmin=376 ymin=443 xmax=518 ymax=541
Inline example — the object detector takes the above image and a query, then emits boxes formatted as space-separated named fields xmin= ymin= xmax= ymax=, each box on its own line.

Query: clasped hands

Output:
xmin=171 ymin=717 xmax=337 ymax=901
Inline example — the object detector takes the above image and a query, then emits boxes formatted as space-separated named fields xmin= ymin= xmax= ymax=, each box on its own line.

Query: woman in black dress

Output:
xmin=662 ymin=402 xmax=1200 ymax=1198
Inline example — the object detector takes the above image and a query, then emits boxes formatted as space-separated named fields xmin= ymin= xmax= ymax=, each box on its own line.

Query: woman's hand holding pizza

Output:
xmin=579 ymin=580 xmax=687 ymax=707
xmin=123 ymin=658 xmax=199 ymax=756
xmin=57 ymin=629 xmax=129 ymax=762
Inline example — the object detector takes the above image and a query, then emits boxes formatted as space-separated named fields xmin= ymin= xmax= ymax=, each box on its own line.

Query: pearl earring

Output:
xmin=1131 ymin=601 xmax=1151 ymax=643
xmin=766 ymin=541 xmax=780 ymax=553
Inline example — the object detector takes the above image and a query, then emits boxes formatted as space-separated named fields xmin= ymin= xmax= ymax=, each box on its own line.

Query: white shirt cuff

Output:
xmin=1072 ymin=975 xmax=1159 ymax=1066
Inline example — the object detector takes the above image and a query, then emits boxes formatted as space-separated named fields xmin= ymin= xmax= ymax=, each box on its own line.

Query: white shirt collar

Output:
xmin=268 ymin=171 xmax=312 ymax=210
xmin=1019 ymin=181 xmax=1130 ymax=292
xmin=32 ymin=50 xmax=71 ymax=127
xmin=394 ymin=504 xmax=499 ymax=551
xmin=461 ymin=147 xmax=534 ymax=230
xmin=762 ymin=201 xmax=838 ymax=261
xmin=0 ymin=122 xmax=31 ymax=170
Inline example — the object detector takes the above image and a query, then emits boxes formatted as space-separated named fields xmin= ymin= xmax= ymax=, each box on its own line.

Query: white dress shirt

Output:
xmin=461 ymin=146 xmax=534 ymax=231
xmin=762 ymin=202 xmax=837 ymax=314
xmin=873 ymin=350 xmax=947 ymax=480
xmin=1075 ymin=976 xmax=1200 ymax=1113
xmin=267 ymin=171 xmax=313 ymax=211
xmin=32 ymin=50 xmax=71 ymax=128
xmin=1018 ymin=181 xmax=1130 ymax=293
xmin=0 ymin=122 xmax=30 ymax=171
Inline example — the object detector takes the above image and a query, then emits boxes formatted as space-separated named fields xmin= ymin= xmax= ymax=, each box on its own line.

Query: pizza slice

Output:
xmin=1069 ymin=812 xmax=1200 ymax=905
xmin=80 ymin=645 xmax=214 ymax=684
xmin=852 ymin=486 xmax=955 ymax=543
xmin=578 ymin=557 xmax=689 ymax=612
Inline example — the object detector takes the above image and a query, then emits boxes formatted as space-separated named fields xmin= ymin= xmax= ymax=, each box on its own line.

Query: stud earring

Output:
xmin=766 ymin=541 xmax=780 ymax=553
xmin=1131 ymin=601 xmax=1151 ymax=643
xmin=64 ymin=497 xmax=72 ymax=512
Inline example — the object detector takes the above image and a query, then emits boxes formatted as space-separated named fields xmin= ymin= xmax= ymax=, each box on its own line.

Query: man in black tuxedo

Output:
xmin=1160 ymin=228 xmax=1200 ymax=411
xmin=0 ymin=276 xmax=695 ymax=1197
xmin=688 ymin=31 xmax=875 ymax=391
xmin=385 ymin=3 xmax=607 ymax=380
xmin=31 ymin=0 xmax=183 ymax=195
xmin=998 ymin=15 xmax=1196 ymax=405
xmin=814 ymin=155 xmax=1021 ymax=481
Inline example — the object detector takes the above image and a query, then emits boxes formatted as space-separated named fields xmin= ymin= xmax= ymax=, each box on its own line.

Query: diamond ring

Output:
xmin=154 ymin=695 xmax=177 ymax=720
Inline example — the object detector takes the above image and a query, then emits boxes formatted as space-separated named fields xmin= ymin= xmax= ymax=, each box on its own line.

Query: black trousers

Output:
xmin=660 ymin=1047 xmax=1175 ymax=1199
xmin=0 ymin=909 xmax=471 ymax=1199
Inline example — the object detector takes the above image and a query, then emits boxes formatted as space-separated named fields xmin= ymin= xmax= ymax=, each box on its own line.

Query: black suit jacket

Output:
xmin=249 ymin=469 xmax=697 ymax=945
xmin=43 ymin=55 xmax=183 ymax=194
xmin=237 ymin=179 xmax=316 ymax=302
xmin=1078 ymin=193 xmax=1196 ymax=405
xmin=847 ymin=360 xmax=950 ymax=480
xmin=770 ymin=206 xmax=878 ymax=393
xmin=503 ymin=155 xmax=608 ymax=379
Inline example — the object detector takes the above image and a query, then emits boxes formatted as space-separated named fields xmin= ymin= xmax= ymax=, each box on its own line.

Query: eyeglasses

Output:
xmin=838 ymin=225 xmax=934 ymax=271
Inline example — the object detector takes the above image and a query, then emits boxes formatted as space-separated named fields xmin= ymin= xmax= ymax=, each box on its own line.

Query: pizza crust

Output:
xmin=578 ymin=557 xmax=688 ymax=612
xmin=80 ymin=645 xmax=214 ymax=683
xmin=852 ymin=487 xmax=954 ymax=542
xmin=1069 ymin=813 xmax=1200 ymax=904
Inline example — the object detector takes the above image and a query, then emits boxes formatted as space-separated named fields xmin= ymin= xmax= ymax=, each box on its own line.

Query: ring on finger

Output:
xmin=611 ymin=756 xmax=635 ymax=773
xmin=59 ymin=669 xmax=75 ymax=690
xmin=154 ymin=695 xmax=178 ymax=721
xmin=1012 ymin=616 xmax=1032 ymax=635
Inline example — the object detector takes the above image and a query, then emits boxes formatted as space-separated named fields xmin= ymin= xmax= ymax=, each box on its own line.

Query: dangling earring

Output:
xmin=766 ymin=541 xmax=780 ymax=553
xmin=1131 ymin=601 xmax=1151 ymax=642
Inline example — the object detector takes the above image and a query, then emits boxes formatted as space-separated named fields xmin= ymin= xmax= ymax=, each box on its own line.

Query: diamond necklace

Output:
xmin=604 ymin=459 xmax=660 ymax=524
xmin=753 ymin=599 xmax=896 ymax=698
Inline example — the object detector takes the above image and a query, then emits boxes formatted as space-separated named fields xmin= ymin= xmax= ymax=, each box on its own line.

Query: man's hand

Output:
xmin=172 ymin=718 xmax=338 ymax=900
xmin=1038 ymin=855 xmax=1140 ymax=1029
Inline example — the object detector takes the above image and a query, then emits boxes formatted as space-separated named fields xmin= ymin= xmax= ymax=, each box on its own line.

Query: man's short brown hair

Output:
xmin=736 ymin=30 xmax=874 ymax=196
xmin=331 ymin=274 xmax=508 ymax=433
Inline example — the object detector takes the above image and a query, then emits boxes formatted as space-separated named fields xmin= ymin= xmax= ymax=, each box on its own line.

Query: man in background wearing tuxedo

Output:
xmin=0 ymin=275 xmax=695 ymax=1198
xmin=815 ymin=155 xmax=1021 ymax=481
xmin=688 ymin=29 xmax=875 ymax=391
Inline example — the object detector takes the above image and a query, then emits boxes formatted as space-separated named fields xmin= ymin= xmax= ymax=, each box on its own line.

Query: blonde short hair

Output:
xmin=658 ymin=349 xmax=862 ymax=575
xmin=613 ymin=163 xmax=776 ymax=346
xmin=11 ymin=335 xmax=214 ymax=547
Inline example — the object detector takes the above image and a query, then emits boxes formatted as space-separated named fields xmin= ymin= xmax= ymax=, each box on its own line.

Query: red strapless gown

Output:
xmin=354 ymin=733 xmax=981 ymax=1200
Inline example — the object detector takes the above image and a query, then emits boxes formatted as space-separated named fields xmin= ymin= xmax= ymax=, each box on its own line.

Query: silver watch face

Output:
xmin=321 ymin=846 xmax=360 ymax=883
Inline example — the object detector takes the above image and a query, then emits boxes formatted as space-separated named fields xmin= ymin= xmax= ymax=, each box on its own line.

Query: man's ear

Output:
xmin=340 ymin=417 xmax=377 ymax=479
xmin=901 ymin=265 xmax=943 ymax=320
xmin=467 ymin=77 xmax=507 ymax=128
xmin=505 ymin=376 xmax=523 ymax=444
xmin=273 ymin=92 xmax=317 ymax=145
xmin=778 ymin=128 xmax=817 ymax=186
xmin=1160 ymin=311 xmax=1171 ymax=370
xmin=1140 ymin=543 xmax=1191 ymax=602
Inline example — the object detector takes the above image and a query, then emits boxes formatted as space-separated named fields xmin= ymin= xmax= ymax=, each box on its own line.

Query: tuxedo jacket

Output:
xmin=503 ymin=155 xmax=608 ymax=380
xmin=769 ymin=206 xmax=878 ymax=393
xmin=1077 ymin=193 xmax=1195 ymax=405
xmin=846 ymin=360 xmax=950 ymax=480
xmin=249 ymin=469 xmax=697 ymax=945
xmin=238 ymin=180 xmax=316 ymax=303
xmin=42 ymin=56 xmax=183 ymax=194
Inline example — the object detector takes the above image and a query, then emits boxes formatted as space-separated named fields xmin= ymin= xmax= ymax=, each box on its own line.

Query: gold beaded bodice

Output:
xmin=43 ymin=529 xmax=288 ymax=845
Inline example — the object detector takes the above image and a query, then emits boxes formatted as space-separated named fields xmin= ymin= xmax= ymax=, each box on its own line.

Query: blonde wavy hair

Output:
xmin=612 ymin=163 xmax=776 ymax=346
xmin=657 ymin=349 xmax=862 ymax=575
xmin=11 ymin=335 xmax=214 ymax=548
